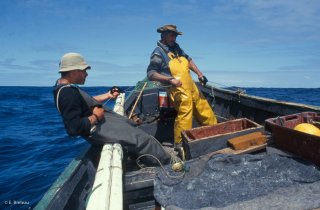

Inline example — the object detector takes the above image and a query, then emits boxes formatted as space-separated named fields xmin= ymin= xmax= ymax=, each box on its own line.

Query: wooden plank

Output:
xmin=206 ymin=143 xmax=267 ymax=157
xmin=228 ymin=132 xmax=267 ymax=150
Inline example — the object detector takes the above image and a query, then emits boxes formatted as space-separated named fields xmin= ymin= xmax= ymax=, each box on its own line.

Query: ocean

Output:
xmin=0 ymin=86 xmax=319 ymax=210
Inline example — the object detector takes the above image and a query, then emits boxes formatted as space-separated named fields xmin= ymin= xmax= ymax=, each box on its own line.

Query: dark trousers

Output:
xmin=84 ymin=111 xmax=171 ymax=165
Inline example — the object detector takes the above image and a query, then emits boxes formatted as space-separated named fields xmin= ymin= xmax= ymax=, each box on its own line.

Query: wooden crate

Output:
xmin=265 ymin=112 xmax=320 ymax=166
xmin=182 ymin=118 xmax=263 ymax=159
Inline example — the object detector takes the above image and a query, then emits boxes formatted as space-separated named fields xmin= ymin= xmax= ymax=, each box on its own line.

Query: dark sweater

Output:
xmin=53 ymin=85 xmax=92 ymax=136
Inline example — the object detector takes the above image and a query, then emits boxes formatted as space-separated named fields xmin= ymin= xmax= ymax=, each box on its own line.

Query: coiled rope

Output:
xmin=136 ymin=153 xmax=186 ymax=179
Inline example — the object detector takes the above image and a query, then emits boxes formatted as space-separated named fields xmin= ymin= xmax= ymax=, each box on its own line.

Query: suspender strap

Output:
xmin=55 ymin=84 xmax=77 ymax=113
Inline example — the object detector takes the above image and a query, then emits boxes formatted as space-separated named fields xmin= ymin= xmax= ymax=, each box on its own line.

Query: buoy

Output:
xmin=172 ymin=162 xmax=184 ymax=172
xmin=293 ymin=123 xmax=320 ymax=137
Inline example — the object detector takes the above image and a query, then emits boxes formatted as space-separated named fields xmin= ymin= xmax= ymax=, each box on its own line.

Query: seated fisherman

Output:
xmin=53 ymin=52 xmax=171 ymax=165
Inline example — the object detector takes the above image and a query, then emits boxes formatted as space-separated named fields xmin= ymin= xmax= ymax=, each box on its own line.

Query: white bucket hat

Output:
xmin=59 ymin=52 xmax=91 ymax=73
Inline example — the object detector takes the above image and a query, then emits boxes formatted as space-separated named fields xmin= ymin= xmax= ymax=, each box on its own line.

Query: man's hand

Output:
xmin=110 ymin=86 xmax=122 ymax=94
xmin=198 ymin=76 xmax=208 ymax=86
xmin=107 ymin=91 xmax=119 ymax=99
xmin=169 ymin=78 xmax=182 ymax=87
xmin=92 ymin=106 xmax=105 ymax=122
xmin=109 ymin=86 xmax=121 ymax=98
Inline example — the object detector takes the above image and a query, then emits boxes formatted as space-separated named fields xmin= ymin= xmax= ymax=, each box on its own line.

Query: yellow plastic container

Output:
xmin=294 ymin=123 xmax=320 ymax=137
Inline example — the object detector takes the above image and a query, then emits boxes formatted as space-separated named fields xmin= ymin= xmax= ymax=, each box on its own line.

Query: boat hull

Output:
xmin=35 ymin=79 xmax=320 ymax=210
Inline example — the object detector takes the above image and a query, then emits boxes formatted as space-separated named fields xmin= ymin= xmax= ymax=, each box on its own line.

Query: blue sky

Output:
xmin=0 ymin=0 xmax=319 ymax=87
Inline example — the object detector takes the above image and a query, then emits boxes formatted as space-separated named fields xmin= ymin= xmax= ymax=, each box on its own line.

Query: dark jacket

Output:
xmin=53 ymin=85 xmax=92 ymax=136
xmin=147 ymin=41 xmax=191 ymax=79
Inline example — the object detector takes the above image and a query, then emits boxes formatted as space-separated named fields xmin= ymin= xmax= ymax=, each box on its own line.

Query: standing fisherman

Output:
xmin=147 ymin=24 xmax=218 ymax=146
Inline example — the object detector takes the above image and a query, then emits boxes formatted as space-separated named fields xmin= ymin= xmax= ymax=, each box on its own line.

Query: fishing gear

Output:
xmin=102 ymin=86 xmax=127 ymax=107
xmin=136 ymin=153 xmax=186 ymax=179
xmin=128 ymin=82 xmax=148 ymax=119
xmin=92 ymin=104 xmax=103 ymax=108
xmin=110 ymin=86 xmax=123 ymax=94
xmin=198 ymin=76 xmax=208 ymax=86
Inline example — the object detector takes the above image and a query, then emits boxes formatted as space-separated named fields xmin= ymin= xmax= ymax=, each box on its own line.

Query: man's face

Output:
xmin=163 ymin=32 xmax=177 ymax=47
xmin=72 ymin=70 xmax=88 ymax=84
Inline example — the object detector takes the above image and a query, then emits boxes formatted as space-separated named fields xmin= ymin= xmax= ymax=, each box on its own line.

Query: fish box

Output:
xmin=265 ymin=112 xmax=320 ymax=166
xmin=182 ymin=118 xmax=264 ymax=159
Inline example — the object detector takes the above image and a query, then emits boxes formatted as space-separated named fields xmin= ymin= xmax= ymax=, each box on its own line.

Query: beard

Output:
xmin=168 ymin=41 xmax=175 ymax=47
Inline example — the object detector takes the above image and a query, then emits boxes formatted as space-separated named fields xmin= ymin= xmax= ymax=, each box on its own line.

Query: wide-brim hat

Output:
xmin=157 ymin=24 xmax=183 ymax=35
xmin=59 ymin=52 xmax=91 ymax=73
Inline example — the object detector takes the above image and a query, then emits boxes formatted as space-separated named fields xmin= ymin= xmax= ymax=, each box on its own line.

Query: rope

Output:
xmin=207 ymin=80 xmax=246 ymax=93
xmin=210 ymin=86 xmax=215 ymax=108
xmin=129 ymin=82 xmax=148 ymax=119
xmin=136 ymin=154 xmax=185 ymax=179
xmin=111 ymin=79 xmax=241 ymax=96
xmin=124 ymin=84 xmax=173 ymax=94
xmin=310 ymin=119 xmax=320 ymax=125
xmin=102 ymin=85 xmax=154 ymax=107
xmin=207 ymin=80 xmax=231 ymax=89
xmin=102 ymin=98 xmax=112 ymax=106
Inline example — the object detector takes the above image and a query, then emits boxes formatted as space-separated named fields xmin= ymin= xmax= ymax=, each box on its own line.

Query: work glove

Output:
xmin=110 ymin=86 xmax=123 ymax=94
xmin=198 ymin=76 xmax=208 ymax=86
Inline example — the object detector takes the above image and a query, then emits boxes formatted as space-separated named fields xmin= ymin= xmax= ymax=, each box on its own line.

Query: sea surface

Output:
xmin=0 ymin=86 xmax=319 ymax=210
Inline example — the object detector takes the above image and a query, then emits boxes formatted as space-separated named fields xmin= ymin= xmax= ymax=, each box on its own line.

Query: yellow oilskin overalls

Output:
xmin=167 ymin=52 xmax=218 ymax=143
